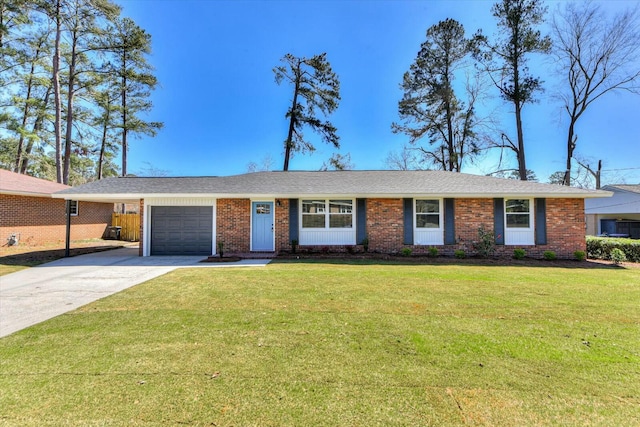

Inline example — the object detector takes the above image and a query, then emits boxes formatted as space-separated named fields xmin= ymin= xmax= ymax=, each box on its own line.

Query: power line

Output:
xmin=602 ymin=167 xmax=640 ymax=172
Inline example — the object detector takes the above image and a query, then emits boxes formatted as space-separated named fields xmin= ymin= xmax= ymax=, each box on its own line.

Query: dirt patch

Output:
xmin=0 ymin=240 xmax=132 ymax=267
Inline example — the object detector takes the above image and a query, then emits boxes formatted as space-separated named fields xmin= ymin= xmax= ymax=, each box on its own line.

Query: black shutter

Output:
xmin=494 ymin=198 xmax=505 ymax=245
xmin=444 ymin=198 xmax=455 ymax=244
xmin=403 ymin=198 xmax=413 ymax=245
xmin=535 ymin=198 xmax=547 ymax=245
xmin=289 ymin=198 xmax=299 ymax=242
xmin=356 ymin=198 xmax=367 ymax=244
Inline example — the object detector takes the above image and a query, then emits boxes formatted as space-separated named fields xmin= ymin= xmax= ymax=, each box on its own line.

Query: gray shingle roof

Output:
xmin=603 ymin=184 xmax=640 ymax=194
xmin=53 ymin=170 xmax=611 ymax=201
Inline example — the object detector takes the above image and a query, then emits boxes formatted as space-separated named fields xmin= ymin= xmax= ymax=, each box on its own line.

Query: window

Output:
xmin=329 ymin=200 xmax=353 ymax=228
xmin=301 ymin=199 xmax=353 ymax=229
xmin=415 ymin=199 xmax=440 ymax=228
xmin=255 ymin=203 xmax=271 ymax=215
xmin=69 ymin=200 xmax=79 ymax=216
xmin=302 ymin=200 xmax=326 ymax=228
xmin=505 ymin=199 xmax=530 ymax=228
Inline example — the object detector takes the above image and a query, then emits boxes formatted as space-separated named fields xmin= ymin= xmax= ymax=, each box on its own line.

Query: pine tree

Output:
xmin=104 ymin=17 xmax=162 ymax=177
xmin=475 ymin=0 xmax=551 ymax=180
xmin=394 ymin=19 xmax=483 ymax=172
xmin=273 ymin=53 xmax=340 ymax=171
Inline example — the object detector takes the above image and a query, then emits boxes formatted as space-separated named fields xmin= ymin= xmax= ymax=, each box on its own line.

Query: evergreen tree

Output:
xmin=273 ymin=53 xmax=340 ymax=171
xmin=104 ymin=16 xmax=162 ymax=177
xmin=475 ymin=0 xmax=551 ymax=180
xmin=394 ymin=19 xmax=483 ymax=172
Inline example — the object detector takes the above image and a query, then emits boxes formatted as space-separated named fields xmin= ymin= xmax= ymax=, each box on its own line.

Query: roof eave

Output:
xmin=1 ymin=190 xmax=53 ymax=198
xmin=51 ymin=190 xmax=613 ymax=201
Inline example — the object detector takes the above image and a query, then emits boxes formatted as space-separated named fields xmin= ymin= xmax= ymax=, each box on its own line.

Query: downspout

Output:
xmin=65 ymin=199 xmax=72 ymax=257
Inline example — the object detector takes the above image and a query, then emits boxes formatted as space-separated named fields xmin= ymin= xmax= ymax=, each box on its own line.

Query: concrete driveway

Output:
xmin=0 ymin=247 xmax=271 ymax=338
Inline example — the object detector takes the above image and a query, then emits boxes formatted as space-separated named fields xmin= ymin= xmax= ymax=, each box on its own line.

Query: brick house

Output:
xmin=0 ymin=169 xmax=114 ymax=246
xmin=53 ymin=170 xmax=612 ymax=258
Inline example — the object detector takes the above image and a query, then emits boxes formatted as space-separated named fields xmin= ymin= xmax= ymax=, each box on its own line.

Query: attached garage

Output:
xmin=150 ymin=206 xmax=213 ymax=255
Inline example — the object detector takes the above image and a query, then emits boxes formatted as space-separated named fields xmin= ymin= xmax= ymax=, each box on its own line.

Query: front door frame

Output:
xmin=250 ymin=200 xmax=275 ymax=252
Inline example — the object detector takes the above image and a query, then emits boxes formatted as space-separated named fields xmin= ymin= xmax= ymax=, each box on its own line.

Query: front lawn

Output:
xmin=0 ymin=262 xmax=638 ymax=426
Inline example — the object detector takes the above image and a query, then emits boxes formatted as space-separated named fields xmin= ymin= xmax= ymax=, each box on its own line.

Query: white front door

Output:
xmin=251 ymin=202 xmax=274 ymax=251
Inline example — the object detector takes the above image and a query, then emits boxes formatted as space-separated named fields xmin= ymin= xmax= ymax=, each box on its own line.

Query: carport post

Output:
xmin=65 ymin=199 xmax=71 ymax=257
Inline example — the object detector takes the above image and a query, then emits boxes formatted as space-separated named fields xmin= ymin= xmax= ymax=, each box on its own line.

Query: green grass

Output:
xmin=1 ymin=262 xmax=639 ymax=426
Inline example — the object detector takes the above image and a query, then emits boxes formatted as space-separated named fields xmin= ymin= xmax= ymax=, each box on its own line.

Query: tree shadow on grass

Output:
xmin=0 ymin=246 xmax=125 ymax=267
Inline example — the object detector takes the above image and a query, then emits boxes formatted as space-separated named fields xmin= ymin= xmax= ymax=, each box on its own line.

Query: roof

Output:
xmin=602 ymin=184 xmax=640 ymax=194
xmin=52 ymin=170 xmax=612 ymax=203
xmin=0 ymin=168 xmax=70 ymax=197
xmin=586 ymin=184 xmax=640 ymax=214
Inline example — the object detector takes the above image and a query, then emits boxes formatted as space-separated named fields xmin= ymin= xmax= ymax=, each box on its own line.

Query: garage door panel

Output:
xmin=151 ymin=206 xmax=213 ymax=255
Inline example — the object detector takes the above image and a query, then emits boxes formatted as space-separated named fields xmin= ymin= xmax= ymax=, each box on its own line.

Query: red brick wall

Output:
xmin=366 ymin=198 xmax=404 ymax=252
xmin=216 ymin=199 xmax=251 ymax=253
xmin=544 ymin=198 xmax=586 ymax=257
xmin=0 ymin=194 xmax=113 ymax=246
xmin=275 ymin=198 xmax=290 ymax=252
xmin=403 ymin=197 xmax=586 ymax=259
xmin=136 ymin=196 xmax=587 ymax=259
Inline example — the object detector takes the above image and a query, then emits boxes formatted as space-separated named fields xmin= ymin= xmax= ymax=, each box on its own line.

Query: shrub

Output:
xmin=400 ymin=247 xmax=412 ymax=257
xmin=610 ymin=248 xmax=627 ymax=265
xmin=574 ymin=250 xmax=586 ymax=261
xmin=361 ymin=237 xmax=369 ymax=253
xmin=454 ymin=249 xmax=466 ymax=259
xmin=428 ymin=247 xmax=439 ymax=257
xmin=473 ymin=226 xmax=496 ymax=258
xmin=345 ymin=245 xmax=355 ymax=254
xmin=543 ymin=250 xmax=556 ymax=261
xmin=217 ymin=241 xmax=224 ymax=258
xmin=586 ymin=236 xmax=640 ymax=263
xmin=513 ymin=248 xmax=526 ymax=260
xmin=291 ymin=239 xmax=298 ymax=254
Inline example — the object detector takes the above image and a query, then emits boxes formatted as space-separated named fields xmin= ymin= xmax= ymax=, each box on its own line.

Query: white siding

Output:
xmin=299 ymin=229 xmax=355 ymax=246
xmin=585 ymin=189 xmax=640 ymax=214
xmin=414 ymin=230 xmax=444 ymax=245
xmin=505 ymin=229 xmax=534 ymax=245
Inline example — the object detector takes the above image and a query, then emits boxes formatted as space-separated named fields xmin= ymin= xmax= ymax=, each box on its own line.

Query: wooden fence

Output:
xmin=111 ymin=213 xmax=140 ymax=242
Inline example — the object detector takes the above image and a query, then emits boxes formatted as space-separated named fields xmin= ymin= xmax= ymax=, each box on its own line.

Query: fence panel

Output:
xmin=111 ymin=213 xmax=140 ymax=241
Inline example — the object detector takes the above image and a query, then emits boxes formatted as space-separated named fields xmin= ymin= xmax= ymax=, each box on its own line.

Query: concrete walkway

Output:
xmin=0 ymin=247 xmax=271 ymax=338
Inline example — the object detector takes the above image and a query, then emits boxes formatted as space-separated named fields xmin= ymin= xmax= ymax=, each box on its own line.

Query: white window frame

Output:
xmin=504 ymin=198 xmax=535 ymax=245
xmin=301 ymin=199 xmax=354 ymax=230
xmin=299 ymin=199 xmax=356 ymax=246
xmin=413 ymin=199 xmax=444 ymax=245
xmin=69 ymin=200 xmax=79 ymax=216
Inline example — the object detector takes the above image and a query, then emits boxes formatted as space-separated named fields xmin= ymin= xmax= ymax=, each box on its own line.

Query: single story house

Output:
xmin=585 ymin=184 xmax=640 ymax=238
xmin=52 ymin=170 xmax=611 ymax=258
xmin=0 ymin=169 xmax=114 ymax=246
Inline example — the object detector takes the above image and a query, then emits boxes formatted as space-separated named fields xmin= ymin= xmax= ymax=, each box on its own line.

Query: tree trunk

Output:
xmin=514 ymin=102 xmax=527 ymax=180
xmin=63 ymin=32 xmax=78 ymax=185
xmin=98 ymin=101 xmax=110 ymax=180
xmin=121 ymin=62 xmax=127 ymax=176
xmin=20 ymin=87 xmax=51 ymax=174
xmin=563 ymin=120 xmax=577 ymax=186
xmin=282 ymin=62 xmax=301 ymax=171
xmin=52 ymin=0 xmax=63 ymax=183
xmin=14 ymin=68 xmax=34 ymax=172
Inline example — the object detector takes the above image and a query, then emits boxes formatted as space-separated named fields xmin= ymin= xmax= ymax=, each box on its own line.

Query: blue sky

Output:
xmin=119 ymin=0 xmax=640 ymax=184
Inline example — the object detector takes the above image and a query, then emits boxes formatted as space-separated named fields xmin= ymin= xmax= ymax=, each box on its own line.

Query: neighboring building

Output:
xmin=0 ymin=169 xmax=114 ymax=246
xmin=53 ymin=170 xmax=611 ymax=258
xmin=585 ymin=184 xmax=640 ymax=239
